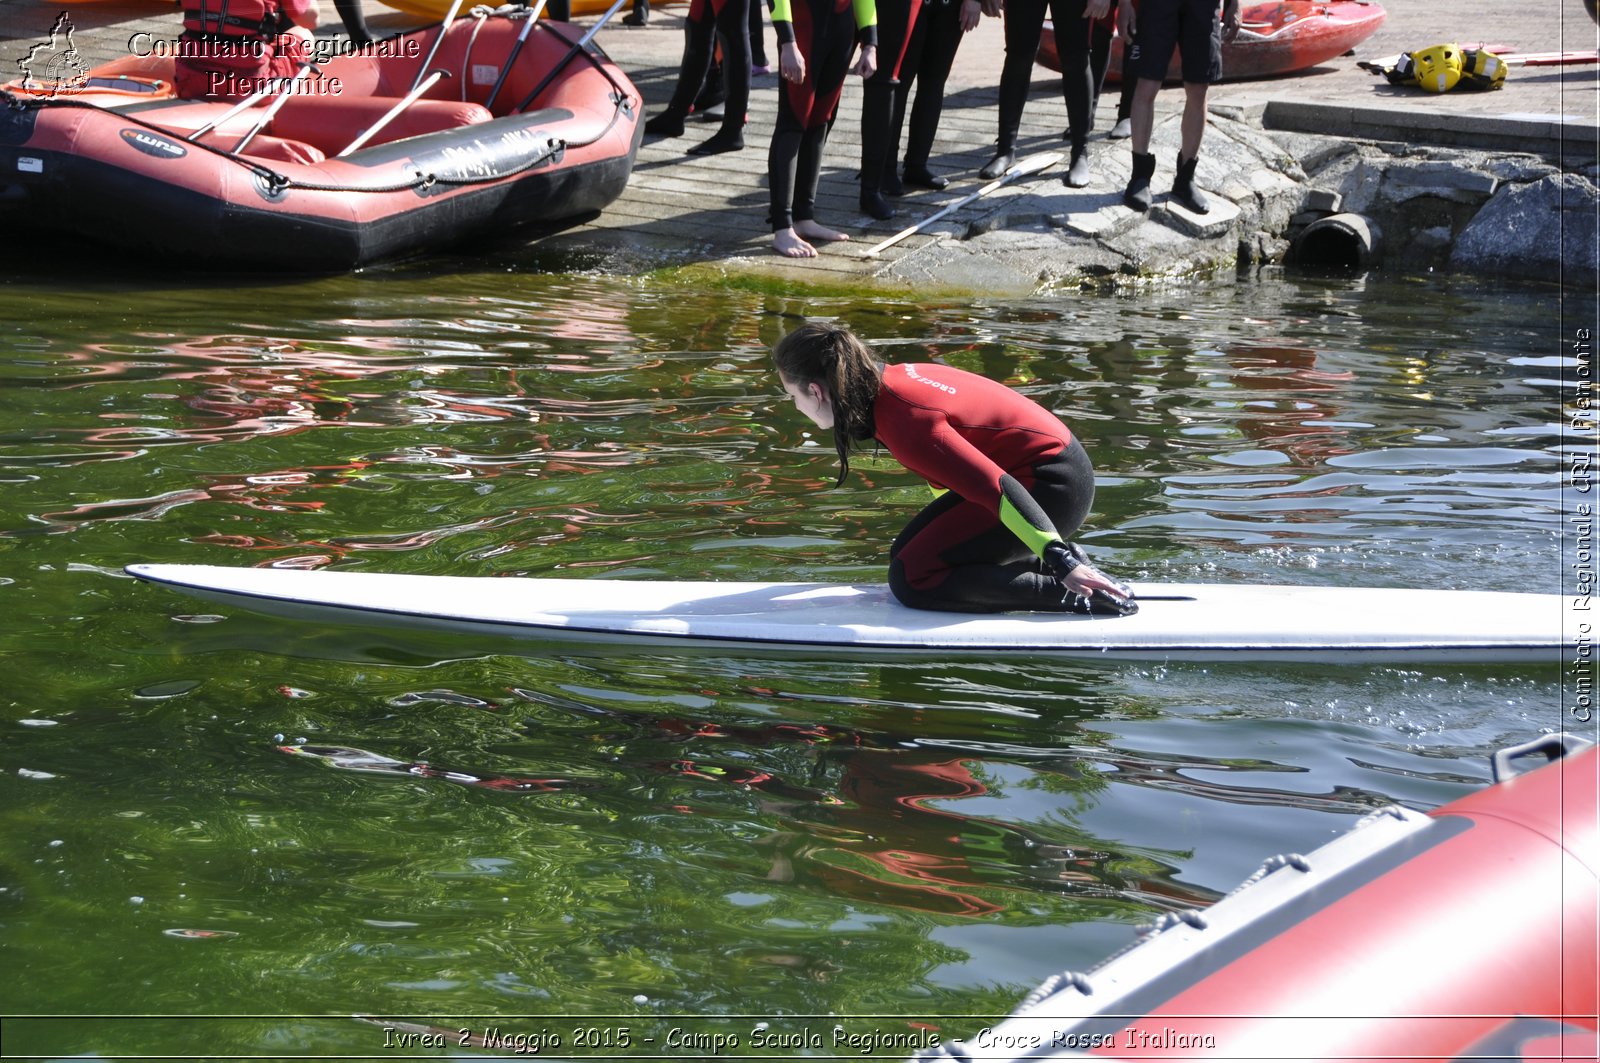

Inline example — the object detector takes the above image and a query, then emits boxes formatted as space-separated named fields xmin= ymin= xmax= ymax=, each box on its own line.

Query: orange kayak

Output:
xmin=1038 ymin=0 xmax=1388 ymax=82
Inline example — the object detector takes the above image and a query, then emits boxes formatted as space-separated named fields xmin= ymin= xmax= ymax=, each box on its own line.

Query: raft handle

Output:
xmin=1491 ymin=732 xmax=1596 ymax=782
xmin=1151 ymin=908 xmax=1209 ymax=933
xmin=1011 ymin=970 xmax=1095 ymax=1015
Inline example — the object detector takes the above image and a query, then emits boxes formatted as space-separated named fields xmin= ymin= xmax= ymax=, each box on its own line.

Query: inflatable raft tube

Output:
xmin=0 ymin=14 xmax=642 ymax=270
xmin=926 ymin=734 xmax=1598 ymax=1062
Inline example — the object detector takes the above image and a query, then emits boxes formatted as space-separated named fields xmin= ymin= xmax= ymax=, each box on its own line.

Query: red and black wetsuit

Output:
xmin=883 ymin=0 xmax=969 ymax=179
xmin=766 ymin=0 xmax=877 ymax=231
xmin=873 ymin=362 xmax=1095 ymax=612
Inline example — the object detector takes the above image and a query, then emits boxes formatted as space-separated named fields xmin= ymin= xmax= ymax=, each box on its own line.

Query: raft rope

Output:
xmin=263 ymin=134 xmax=566 ymax=194
xmin=460 ymin=5 xmax=498 ymax=102
xmin=459 ymin=3 xmax=536 ymax=103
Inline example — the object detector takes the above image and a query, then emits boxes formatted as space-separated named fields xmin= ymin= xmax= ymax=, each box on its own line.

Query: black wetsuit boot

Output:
xmin=1171 ymin=153 xmax=1208 ymax=213
xmin=1123 ymin=151 xmax=1156 ymax=211
xmin=1065 ymin=138 xmax=1090 ymax=187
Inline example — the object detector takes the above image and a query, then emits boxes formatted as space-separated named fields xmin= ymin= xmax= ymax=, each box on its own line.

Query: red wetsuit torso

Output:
xmin=872 ymin=361 xmax=1072 ymax=510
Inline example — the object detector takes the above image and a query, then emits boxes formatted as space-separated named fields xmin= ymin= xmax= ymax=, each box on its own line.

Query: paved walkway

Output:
xmin=2 ymin=0 xmax=1595 ymax=282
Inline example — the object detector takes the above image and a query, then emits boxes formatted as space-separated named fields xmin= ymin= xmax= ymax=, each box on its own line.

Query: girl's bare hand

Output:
xmin=851 ymin=43 xmax=877 ymax=79
xmin=779 ymin=41 xmax=806 ymax=83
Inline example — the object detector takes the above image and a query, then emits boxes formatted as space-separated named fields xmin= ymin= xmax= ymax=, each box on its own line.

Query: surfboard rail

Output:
xmin=124 ymin=564 xmax=1567 ymax=664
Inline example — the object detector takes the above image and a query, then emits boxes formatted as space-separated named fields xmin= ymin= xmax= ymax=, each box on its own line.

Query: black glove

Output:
xmin=1043 ymin=541 xmax=1085 ymax=582
xmin=1045 ymin=541 xmax=1138 ymax=617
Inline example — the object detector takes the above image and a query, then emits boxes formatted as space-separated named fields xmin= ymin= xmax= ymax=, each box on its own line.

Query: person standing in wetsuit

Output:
xmin=876 ymin=0 xmax=987 ymax=197
xmin=768 ymin=0 xmax=878 ymax=257
xmin=643 ymin=0 xmax=753 ymax=155
xmin=854 ymin=0 xmax=920 ymax=219
xmin=980 ymin=0 xmax=1110 ymax=188
xmin=773 ymin=322 xmax=1135 ymax=614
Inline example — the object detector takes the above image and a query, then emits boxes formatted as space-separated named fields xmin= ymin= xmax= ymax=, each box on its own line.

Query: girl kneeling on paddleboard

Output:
xmin=774 ymin=322 xmax=1136 ymax=615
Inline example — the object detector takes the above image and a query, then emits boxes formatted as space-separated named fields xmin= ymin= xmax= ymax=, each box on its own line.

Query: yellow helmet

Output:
xmin=1461 ymin=48 xmax=1508 ymax=90
xmin=1410 ymin=43 xmax=1463 ymax=93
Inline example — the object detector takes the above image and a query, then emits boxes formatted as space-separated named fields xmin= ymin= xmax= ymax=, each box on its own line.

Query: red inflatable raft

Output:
xmin=933 ymin=734 xmax=1599 ymax=1063
xmin=1038 ymin=0 xmax=1387 ymax=82
xmin=0 ymin=7 xmax=641 ymax=270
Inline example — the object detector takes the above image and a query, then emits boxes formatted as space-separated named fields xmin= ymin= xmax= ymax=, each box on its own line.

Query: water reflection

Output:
xmin=0 ymin=269 xmax=1578 ymax=1038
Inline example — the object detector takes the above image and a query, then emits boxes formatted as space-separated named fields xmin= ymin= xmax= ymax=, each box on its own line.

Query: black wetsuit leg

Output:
xmin=750 ymin=0 xmax=770 ymax=66
xmin=859 ymin=0 xmax=919 ymax=194
xmin=887 ymin=439 xmax=1097 ymax=613
xmin=660 ymin=0 xmax=719 ymax=117
xmin=995 ymin=0 xmax=1046 ymax=154
xmin=333 ymin=0 xmax=373 ymax=44
xmin=896 ymin=0 xmax=963 ymax=170
xmin=1047 ymin=0 xmax=1095 ymax=148
xmin=711 ymin=0 xmax=752 ymax=138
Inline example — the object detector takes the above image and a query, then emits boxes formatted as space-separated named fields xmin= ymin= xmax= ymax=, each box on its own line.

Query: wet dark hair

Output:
xmin=773 ymin=322 xmax=883 ymax=485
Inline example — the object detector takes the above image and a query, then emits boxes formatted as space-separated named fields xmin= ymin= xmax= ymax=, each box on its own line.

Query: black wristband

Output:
xmin=1044 ymin=541 xmax=1080 ymax=580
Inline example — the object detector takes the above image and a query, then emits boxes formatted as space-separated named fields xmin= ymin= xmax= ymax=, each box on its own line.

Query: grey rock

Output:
xmin=1413 ymin=225 xmax=1455 ymax=254
xmin=1482 ymin=156 xmax=1561 ymax=183
xmin=1382 ymin=161 xmax=1500 ymax=205
xmin=1303 ymin=188 xmax=1343 ymax=213
xmin=1449 ymin=173 xmax=1599 ymax=285
xmin=1159 ymin=195 xmax=1243 ymax=239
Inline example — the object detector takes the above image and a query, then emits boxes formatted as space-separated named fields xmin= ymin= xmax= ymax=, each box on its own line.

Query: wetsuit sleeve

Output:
xmin=854 ymin=0 xmax=877 ymax=46
xmin=997 ymin=475 xmax=1062 ymax=557
xmin=771 ymin=0 xmax=795 ymax=45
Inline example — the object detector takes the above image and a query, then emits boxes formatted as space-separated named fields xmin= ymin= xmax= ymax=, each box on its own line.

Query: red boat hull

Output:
xmin=0 ymin=17 xmax=641 ymax=270
xmin=1038 ymin=0 xmax=1388 ymax=82
xmin=965 ymin=738 xmax=1599 ymax=1063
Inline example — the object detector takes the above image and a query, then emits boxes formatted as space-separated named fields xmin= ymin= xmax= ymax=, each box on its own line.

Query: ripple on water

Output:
xmin=0 ymin=271 xmax=1574 ymax=1035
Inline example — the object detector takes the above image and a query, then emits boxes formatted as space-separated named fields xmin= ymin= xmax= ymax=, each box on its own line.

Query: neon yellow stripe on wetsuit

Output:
xmin=769 ymin=0 xmax=878 ymax=46
xmin=927 ymin=482 xmax=1063 ymax=559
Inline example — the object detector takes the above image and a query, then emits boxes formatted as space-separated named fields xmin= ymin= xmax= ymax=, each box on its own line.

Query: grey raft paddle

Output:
xmin=514 ymin=0 xmax=629 ymax=111
xmin=485 ymin=0 xmax=551 ymax=111
xmin=863 ymin=151 xmax=1062 ymax=258
xmin=337 ymin=69 xmax=450 ymax=155
xmin=411 ymin=0 xmax=469 ymax=93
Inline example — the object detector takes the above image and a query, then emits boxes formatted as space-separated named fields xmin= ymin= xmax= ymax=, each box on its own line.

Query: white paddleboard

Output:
xmin=125 ymin=563 xmax=1567 ymax=664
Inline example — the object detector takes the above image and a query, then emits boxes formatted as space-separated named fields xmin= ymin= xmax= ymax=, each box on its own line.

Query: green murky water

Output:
xmin=0 ymin=257 xmax=1588 ymax=1059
